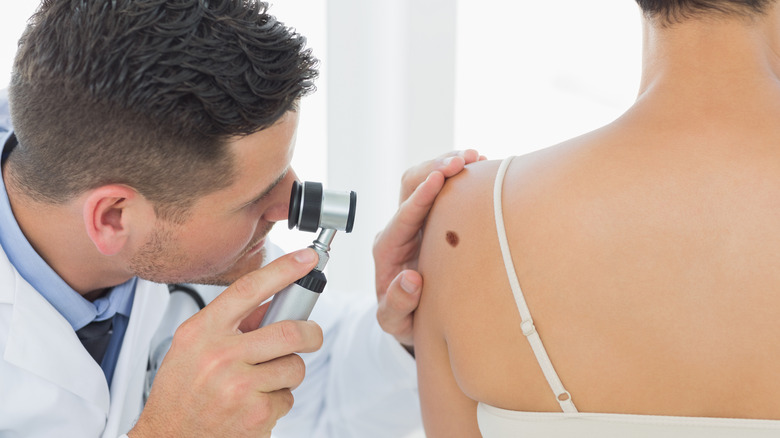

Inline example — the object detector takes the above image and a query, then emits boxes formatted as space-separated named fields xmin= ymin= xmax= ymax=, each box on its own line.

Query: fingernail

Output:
xmin=400 ymin=273 xmax=420 ymax=294
xmin=294 ymin=249 xmax=317 ymax=264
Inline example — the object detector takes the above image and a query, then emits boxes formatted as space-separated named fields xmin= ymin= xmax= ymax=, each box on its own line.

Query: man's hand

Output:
xmin=130 ymin=249 xmax=323 ymax=438
xmin=373 ymin=150 xmax=485 ymax=349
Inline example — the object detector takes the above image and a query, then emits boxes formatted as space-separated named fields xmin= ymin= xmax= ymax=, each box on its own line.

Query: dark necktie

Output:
xmin=76 ymin=317 xmax=114 ymax=365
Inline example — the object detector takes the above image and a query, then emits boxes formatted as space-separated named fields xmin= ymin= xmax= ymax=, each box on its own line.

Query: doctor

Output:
xmin=0 ymin=1 xmax=480 ymax=437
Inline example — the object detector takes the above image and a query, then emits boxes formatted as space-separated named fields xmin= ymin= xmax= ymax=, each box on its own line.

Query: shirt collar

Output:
xmin=0 ymin=132 xmax=135 ymax=330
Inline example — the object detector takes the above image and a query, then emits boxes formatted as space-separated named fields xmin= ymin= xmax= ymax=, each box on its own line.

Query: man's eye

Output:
xmin=250 ymin=193 xmax=270 ymax=206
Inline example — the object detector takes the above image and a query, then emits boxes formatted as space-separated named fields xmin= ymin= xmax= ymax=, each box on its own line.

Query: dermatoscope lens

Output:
xmin=288 ymin=181 xmax=357 ymax=233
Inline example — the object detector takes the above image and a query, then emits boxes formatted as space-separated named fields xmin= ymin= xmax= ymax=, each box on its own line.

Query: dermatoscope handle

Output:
xmin=258 ymin=269 xmax=326 ymax=327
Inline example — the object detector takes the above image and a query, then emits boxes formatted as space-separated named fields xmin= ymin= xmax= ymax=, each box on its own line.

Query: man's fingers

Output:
xmin=207 ymin=249 xmax=319 ymax=330
xmin=377 ymin=171 xmax=445 ymax=253
xmin=376 ymin=270 xmax=422 ymax=346
xmin=399 ymin=149 xmax=482 ymax=202
xmin=242 ymin=320 xmax=324 ymax=364
xmin=238 ymin=302 xmax=271 ymax=333
xmin=373 ymin=170 xmax=446 ymax=295
xmin=436 ymin=149 xmax=482 ymax=178
xmin=249 ymin=354 xmax=308 ymax=393
xmin=258 ymin=388 xmax=296 ymax=422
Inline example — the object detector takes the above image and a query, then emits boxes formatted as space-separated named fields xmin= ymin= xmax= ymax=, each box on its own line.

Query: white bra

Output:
xmin=478 ymin=156 xmax=780 ymax=437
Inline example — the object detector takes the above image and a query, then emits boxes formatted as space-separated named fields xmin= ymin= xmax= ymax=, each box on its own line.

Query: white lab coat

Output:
xmin=0 ymin=244 xmax=169 ymax=437
xmin=0 ymin=239 xmax=422 ymax=438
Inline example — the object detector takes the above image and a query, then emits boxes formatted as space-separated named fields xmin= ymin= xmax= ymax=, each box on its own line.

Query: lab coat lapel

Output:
xmin=103 ymin=279 xmax=169 ymax=437
xmin=2 ymin=264 xmax=110 ymax=416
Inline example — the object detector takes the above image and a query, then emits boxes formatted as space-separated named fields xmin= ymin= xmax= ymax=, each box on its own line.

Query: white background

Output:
xmin=0 ymin=1 xmax=643 ymax=296
xmin=0 ymin=2 xmax=644 ymax=438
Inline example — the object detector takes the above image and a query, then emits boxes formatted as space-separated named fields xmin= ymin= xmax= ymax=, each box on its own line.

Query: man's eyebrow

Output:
xmin=242 ymin=168 xmax=289 ymax=208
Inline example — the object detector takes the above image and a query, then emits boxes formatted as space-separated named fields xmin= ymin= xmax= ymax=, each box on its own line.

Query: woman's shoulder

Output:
xmin=422 ymin=147 xmax=569 ymax=255
xmin=416 ymin=153 xmax=570 ymax=411
xmin=420 ymin=158 xmax=505 ymax=275
xmin=417 ymin=156 xmax=522 ymax=328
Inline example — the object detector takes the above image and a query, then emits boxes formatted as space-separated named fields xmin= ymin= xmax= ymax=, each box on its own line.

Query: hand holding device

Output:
xmin=259 ymin=181 xmax=357 ymax=327
xmin=131 ymin=249 xmax=323 ymax=438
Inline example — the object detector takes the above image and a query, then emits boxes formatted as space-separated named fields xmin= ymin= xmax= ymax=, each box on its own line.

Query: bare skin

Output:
xmin=415 ymin=7 xmax=780 ymax=437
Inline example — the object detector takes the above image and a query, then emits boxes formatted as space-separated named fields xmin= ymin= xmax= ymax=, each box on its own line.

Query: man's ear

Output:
xmin=83 ymin=185 xmax=146 ymax=256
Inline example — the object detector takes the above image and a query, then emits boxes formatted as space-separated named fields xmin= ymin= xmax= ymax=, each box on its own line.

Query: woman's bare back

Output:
xmin=417 ymin=111 xmax=780 ymax=423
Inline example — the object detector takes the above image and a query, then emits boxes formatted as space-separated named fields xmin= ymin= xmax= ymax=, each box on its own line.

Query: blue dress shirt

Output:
xmin=0 ymin=110 xmax=135 ymax=386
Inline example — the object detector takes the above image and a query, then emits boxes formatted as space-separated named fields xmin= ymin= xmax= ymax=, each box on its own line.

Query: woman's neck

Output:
xmin=637 ymin=10 xmax=780 ymax=105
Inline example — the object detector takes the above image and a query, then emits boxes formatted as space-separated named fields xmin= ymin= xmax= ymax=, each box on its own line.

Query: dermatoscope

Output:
xmin=258 ymin=181 xmax=357 ymax=327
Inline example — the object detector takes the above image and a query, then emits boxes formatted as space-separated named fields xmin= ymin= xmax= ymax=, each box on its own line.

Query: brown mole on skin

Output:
xmin=446 ymin=231 xmax=459 ymax=247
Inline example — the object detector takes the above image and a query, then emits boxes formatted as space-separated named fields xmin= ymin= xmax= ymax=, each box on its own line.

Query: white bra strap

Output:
xmin=493 ymin=156 xmax=578 ymax=413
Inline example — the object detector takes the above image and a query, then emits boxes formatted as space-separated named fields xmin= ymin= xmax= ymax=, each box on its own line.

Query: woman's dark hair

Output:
xmin=8 ymin=0 xmax=318 ymax=221
xmin=635 ymin=0 xmax=775 ymax=24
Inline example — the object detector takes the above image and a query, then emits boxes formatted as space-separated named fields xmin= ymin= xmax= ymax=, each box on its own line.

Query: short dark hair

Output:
xmin=8 ymin=0 xmax=318 ymax=221
xmin=634 ymin=0 xmax=775 ymax=24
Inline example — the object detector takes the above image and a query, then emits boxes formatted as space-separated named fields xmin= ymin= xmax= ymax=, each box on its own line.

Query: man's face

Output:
xmin=129 ymin=111 xmax=299 ymax=286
